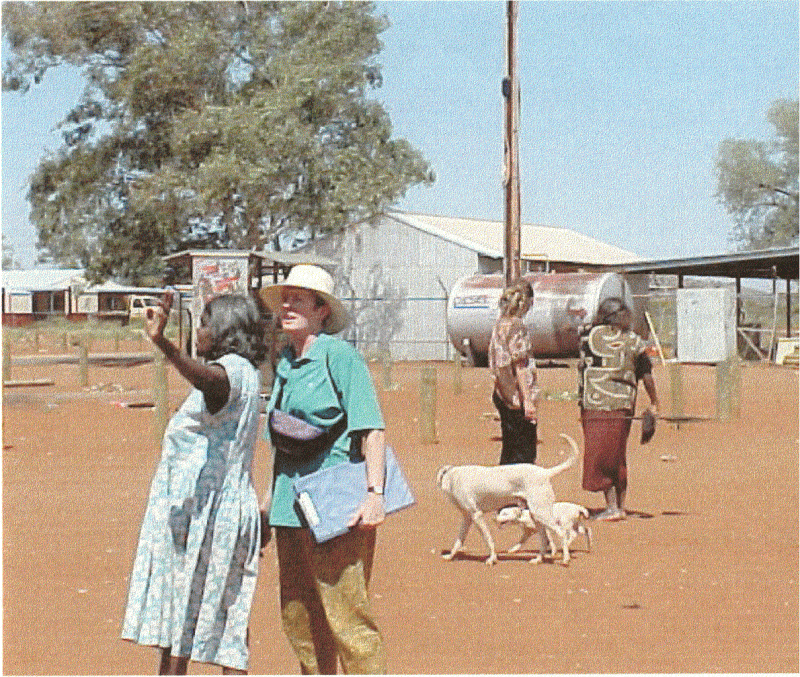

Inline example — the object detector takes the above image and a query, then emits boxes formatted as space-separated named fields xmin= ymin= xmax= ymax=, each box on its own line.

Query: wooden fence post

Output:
xmin=78 ymin=334 xmax=89 ymax=387
xmin=716 ymin=357 xmax=741 ymax=421
xmin=152 ymin=351 xmax=169 ymax=446
xmin=381 ymin=347 xmax=393 ymax=391
xmin=668 ymin=361 xmax=684 ymax=428
xmin=452 ymin=351 xmax=462 ymax=394
xmin=3 ymin=334 xmax=11 ymax=383
xmin=420 ymin=366 xmax=437 ymax=444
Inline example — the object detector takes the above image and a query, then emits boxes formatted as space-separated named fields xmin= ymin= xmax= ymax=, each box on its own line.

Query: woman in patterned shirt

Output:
xmin=489 ymin=279 xmax=540 ymax=465
xmin=578 ymin=297 xmax=659 ymax=521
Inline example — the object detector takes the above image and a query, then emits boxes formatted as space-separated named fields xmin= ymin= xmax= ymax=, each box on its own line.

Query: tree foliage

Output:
xmin=2 ymin=234 xmax=19 ymax=269
xmin=2 ymin=1 xmax=433 ymax=283
xmin=715 ymin=98 xmax=799 ymax=250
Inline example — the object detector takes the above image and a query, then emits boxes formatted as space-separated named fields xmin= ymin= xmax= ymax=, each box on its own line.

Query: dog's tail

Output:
xmin=541 ymin=434 xmax=580 ymax=479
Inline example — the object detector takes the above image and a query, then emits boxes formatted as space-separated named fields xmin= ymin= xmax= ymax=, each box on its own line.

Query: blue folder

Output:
xmin=293 ymin=446 xmax=415 ymax=543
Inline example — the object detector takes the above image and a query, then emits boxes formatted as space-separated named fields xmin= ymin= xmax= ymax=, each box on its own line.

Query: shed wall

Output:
xmin=302 ymin=217 xmax=480 ymax=360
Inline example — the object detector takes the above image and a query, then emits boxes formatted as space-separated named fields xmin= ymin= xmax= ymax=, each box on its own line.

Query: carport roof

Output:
xmin=613 ymin=246 xmax=798 ymax=280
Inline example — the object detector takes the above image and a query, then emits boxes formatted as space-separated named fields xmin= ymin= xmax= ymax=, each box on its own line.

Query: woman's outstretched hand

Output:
xmin=144 ymin=290 xmax=174 ymax=343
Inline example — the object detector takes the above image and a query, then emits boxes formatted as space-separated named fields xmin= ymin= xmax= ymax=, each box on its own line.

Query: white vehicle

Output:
xmin=128 ymin=295 xmax=162 ymax=320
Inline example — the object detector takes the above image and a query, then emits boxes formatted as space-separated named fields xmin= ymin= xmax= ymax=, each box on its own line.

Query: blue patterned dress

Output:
xmin=122 ymin=353 xmax=262 ymax=671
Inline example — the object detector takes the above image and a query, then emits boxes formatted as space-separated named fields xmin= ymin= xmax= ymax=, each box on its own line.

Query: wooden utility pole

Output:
xmin=503 ymin=0 xmax=521 ymax=286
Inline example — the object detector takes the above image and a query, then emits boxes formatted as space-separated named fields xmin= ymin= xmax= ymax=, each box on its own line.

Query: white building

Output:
xmin=2 ymin=269 xmax=84 ymax=325
xmin=294 ymin=211 xmax=645 ymax=360
xmin=1 ymin=268 xmax=161 ymax=326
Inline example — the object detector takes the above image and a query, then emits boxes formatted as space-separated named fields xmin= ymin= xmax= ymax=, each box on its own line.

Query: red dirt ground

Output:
xmin=3 ymin=337 xmax=798 ymax=674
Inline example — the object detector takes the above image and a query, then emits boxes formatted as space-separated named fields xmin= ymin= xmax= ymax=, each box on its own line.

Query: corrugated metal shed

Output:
xmin=294 ymin=211 xmax=643 ymax=360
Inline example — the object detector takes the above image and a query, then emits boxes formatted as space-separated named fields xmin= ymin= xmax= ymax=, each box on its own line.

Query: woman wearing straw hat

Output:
xmin=259 ymin=264 xmax=387 ymax=674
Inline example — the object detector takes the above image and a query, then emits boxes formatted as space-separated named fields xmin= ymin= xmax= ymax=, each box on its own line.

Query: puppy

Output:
xmin=496 ymin=502 xmax=592 ymax=560
xmin=436 ymin=434 xmax=579 ymax=565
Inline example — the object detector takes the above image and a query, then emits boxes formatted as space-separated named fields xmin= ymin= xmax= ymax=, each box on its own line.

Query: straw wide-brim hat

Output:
xmin=259 ymin=264 xmax=350 ymax=334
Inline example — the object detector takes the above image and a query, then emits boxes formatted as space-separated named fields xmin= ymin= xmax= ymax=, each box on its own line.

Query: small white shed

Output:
xmin=676 ymin=287 xmax=737 ymax=363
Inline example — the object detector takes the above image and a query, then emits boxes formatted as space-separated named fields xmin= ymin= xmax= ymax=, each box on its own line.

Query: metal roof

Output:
xmin=614 ymin=246 xmax=798 ymax=280
xmin=387 ymin=211 xmax=646 ymax=266
xmin=161 ymin=214 xmax=643 ymax=270
xmin=163 ymin=249 xmax=338 ymax=268
xmin=1 ymin=270 xmax=167 ymax=295
xmin=163 ymin=250 xmax=254 ymax=262
xmin=84 ymin=281 xmax=165 ymax=294
xmin=1 ymin=269 xmax=84 ymax=291
xmin=256 ymin=251 xmax=339 ymax=267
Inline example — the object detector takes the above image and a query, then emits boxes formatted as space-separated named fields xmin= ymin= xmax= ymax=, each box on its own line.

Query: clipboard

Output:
xmin=293 ymin=446 xmax=415 ymax=543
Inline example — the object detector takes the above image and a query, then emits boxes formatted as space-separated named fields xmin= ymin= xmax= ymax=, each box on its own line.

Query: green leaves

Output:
xmin=715 ymin=98 xmax=799 ymax=250
xmin=4 ymin=1 xmax=432 ymax=281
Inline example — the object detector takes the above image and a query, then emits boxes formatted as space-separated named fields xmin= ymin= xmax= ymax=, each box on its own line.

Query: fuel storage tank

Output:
xmin=447 ymin=271 xmax=637 ymax=363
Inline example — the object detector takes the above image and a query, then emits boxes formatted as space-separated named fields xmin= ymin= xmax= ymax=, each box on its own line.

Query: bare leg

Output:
xmin=606 ymin=487 xmax=618 ymax=511
xmin=159 ymin=649 xmax=188 ymax=675
xmin=158 ymin=648 xmax=172 ymax=675
xmin=596 ymin=488 xmax=625 ymax=521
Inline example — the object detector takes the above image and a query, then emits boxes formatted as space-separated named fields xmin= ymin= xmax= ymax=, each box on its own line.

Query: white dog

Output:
xmin=436 ymin=434 xmax=579 ymax=566
xmin=496 ymin=502 xmax=592 ymax=560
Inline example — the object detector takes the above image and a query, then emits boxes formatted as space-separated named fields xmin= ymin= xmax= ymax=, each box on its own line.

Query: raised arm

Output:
xmin=145 ymin=292 xmax=230 ymax=414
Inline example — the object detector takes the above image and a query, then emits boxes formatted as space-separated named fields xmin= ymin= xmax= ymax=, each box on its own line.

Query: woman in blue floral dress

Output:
xmin=122 ymin=292 xmax=266 ymax=674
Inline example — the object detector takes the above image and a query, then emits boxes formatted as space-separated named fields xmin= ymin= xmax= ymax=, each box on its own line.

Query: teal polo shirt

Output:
xmin=267 ymin=333 xmax=385 ymax=528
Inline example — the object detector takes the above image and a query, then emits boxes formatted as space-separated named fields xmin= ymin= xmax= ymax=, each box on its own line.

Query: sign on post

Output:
xmin=191 ymin=254 xmax=251 ymax=358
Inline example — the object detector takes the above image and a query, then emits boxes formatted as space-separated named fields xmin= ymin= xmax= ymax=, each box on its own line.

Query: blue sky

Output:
xmin=2 ymin=1 xmax=798 ymax=269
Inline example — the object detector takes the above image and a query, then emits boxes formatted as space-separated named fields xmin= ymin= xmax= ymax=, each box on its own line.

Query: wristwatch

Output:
xmin=367 ymin=485 xmax=384 ymax=495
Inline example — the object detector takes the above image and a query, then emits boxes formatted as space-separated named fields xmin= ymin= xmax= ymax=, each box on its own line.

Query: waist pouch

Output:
xmin=268 ymin=409 xmax=345 ymax=459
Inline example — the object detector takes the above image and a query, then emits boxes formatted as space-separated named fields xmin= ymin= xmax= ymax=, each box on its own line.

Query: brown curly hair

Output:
xmin=498 ymin=279 xmax=534 ymax=318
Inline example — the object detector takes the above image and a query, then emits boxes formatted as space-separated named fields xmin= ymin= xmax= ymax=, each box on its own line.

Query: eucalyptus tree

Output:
xmin=715 ymin=98 xmax=798 ymax=251
xmin=3 ymin=1 xmax=433 ymax=283
xmin=2 ymin=234 xmax=19 ymax=269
